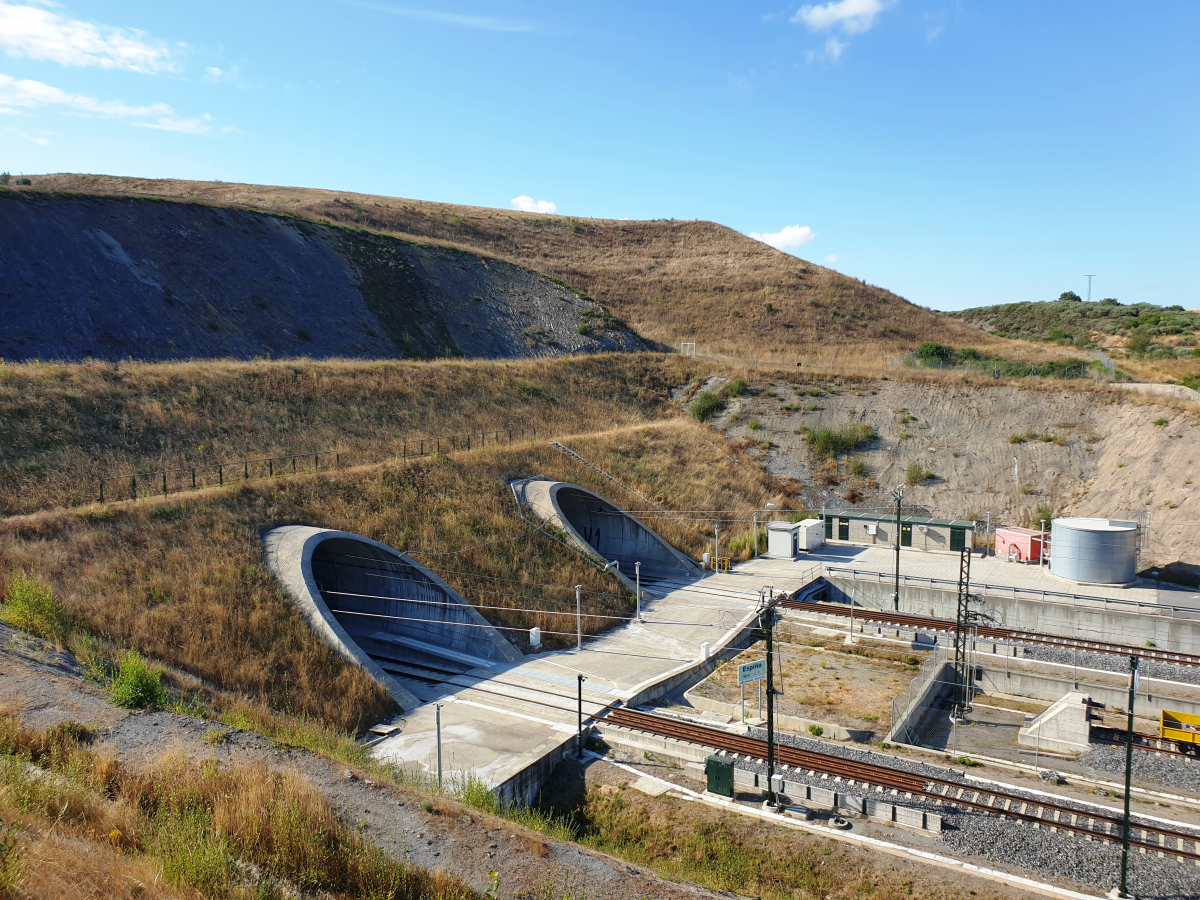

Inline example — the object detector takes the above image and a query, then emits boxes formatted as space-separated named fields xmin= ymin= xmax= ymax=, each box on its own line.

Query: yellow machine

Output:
xmin=1161 ymin=710 xmax=1200 ymax=752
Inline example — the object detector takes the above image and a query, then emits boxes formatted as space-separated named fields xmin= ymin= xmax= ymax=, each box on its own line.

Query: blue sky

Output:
xmin=1 ymin=1 xmax=1196 ymax=311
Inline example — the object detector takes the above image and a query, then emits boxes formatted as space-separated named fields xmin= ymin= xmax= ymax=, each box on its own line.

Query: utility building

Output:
xmin=822 ymin=512 xmax=974 ymax=554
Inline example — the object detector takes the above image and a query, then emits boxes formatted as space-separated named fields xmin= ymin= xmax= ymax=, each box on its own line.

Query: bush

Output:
xmin=110 ymin=649 xmax=169 ymax=709
xmin=1126 ymin=328 xmax=1153 ymax=355
xmin=905 ymin=463 xmax=932 ymax=486
xmin=846 ymin=456 xmax=868 ymax=478
xmin=916 ymin=342 xmax=951 ymax=363
xmin=1154 ymin=417 xmax=1168 ymax=426
xmin=725 ymin=377 xmax=748 ymax=396
xmin=808 ymin=724 xmax=823 ymax=737
xmin=690 ymin=390 xmax=723 ymax=422
xmin=748 ymin=417 xmax=762 ymax=431
xmin=805 ymin=424 xmax=876 ymax=458
xmin=2 ymin=572 xmax=66 ymax=641
xmin=1059 ymin=291 xmax=1082 ymax=302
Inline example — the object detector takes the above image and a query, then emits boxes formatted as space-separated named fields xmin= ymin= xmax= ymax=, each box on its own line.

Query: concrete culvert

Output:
xmin=264 ymin=526 xmax=519 ymax=710
xmin=515 ymin=479 xmax=703 ymax=593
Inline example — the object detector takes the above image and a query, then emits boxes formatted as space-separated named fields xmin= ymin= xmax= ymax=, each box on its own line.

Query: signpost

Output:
xmin=738 ymin=659 xmax=766 ymax=723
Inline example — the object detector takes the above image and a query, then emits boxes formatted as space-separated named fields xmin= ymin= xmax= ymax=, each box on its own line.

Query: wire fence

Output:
xmin=888 ymin=648 xmax=952 ymax=744
xmin=97 ymin=426 xmax=537 ymax=503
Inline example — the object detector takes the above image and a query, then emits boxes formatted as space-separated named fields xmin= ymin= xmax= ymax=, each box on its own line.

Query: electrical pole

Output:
xmin=891 ymin=486 xmax=903 ymax=611
xmin=952 ymin=545 xmax=977 ymax=714
xmin=1119 ymin=655 xmax=1139 ymax=898
xmin=1084 ymin=275 xmax=1096 ymax=303
xmin=758 ymin=586 xmax=781 ymax=805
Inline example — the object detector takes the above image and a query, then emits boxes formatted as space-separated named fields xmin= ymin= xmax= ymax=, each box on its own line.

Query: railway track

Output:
xmin=781 ymin=598 xmax=1200 ymax=668
xmin=1091 ymin=725 xmax=1199 ymax=759
xmin=601 ymin=707 xmax=1200 ymax=862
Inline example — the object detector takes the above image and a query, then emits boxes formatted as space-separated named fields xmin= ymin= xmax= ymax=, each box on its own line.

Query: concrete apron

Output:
xmin=370 ymin=558 xmax=818 ymax=805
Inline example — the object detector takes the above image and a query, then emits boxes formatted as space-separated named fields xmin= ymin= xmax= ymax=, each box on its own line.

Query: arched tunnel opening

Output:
xmin=310 ymin=537 xmax=511 ymax=682
xmin=553 ymin=486 xmax=703 ymax=588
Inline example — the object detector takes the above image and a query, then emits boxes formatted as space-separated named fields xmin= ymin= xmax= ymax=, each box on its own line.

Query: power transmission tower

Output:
xmin=1084 ymin=275 xmax=1096 ymax=303
xmin=951 ymin=545 xmax=979 ymax=714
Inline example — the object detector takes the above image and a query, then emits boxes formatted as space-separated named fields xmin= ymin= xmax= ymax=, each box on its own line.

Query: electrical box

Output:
xmin=705 ymin=755 xmax=734 ymax=797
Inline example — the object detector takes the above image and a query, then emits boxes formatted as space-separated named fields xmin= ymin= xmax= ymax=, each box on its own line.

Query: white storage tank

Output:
xmin=1049 ymin=517 xmax=1138 ymax=585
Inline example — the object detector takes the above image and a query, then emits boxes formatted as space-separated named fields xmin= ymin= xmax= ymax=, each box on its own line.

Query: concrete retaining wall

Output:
xmin=977 ymin=663 xmax=1200 ymax=719
xmin=825 ymin=575 xmax=1200 ymax=653
xmin=886 ymin=659 xmax=955 ymax=743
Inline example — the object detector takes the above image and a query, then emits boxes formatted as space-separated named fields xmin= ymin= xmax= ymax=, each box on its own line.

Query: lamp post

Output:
xmin=1119 ymin=655 xmax=1140 ymax=899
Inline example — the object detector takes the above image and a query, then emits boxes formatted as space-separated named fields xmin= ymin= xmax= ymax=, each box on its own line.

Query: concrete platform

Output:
xmin=370 ymin=559 xmax=819 ymax=802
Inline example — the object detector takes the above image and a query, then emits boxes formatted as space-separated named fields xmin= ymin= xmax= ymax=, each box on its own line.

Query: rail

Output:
xmin=602 ymin=708 xmax=1200 ymax=862
xmin=98 ymin=426 xmax=536 ymax=503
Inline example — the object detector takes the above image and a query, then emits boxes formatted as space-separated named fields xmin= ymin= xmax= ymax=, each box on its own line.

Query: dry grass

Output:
xmin=0 ymin=711 xmax=476 ymax=899
xmin=0 ymin=353 xmax=685 ymax=516
xmin=0 ymin=417 xmax=783 ymax=731
xmin=25 ymin=174 xmax=1020 ymax=360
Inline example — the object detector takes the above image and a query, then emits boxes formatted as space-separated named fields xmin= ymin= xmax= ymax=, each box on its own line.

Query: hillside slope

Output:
xmin=0 ymin=191 xmax=642 ymax=362
xmin=19 ymin=175 xmax=1000 ymax=358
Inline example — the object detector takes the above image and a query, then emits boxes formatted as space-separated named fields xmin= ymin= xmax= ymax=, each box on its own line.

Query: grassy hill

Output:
xmin=947 ymin=297 xmax=1200 ymax=352
xmin=18 ymin=174 xmax=1002 ymax=359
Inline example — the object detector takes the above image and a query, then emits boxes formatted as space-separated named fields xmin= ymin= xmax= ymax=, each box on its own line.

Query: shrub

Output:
xmin=808 ymin=724 xmax=823 ymax=737
xmin=916 ymin=342 xmax=951 ymax=363
xmin=748 ymin=417 xmax=763 ymax=431
xmin=2 ymin=572 xmax=66 ymax=641
xmin=957 ymin=347 xmax=981 ymax=361
xmin=1058 ymin=291 xmax=1082 ymax=302
xmin=1154 ymin=417 xmax=1168 ymax=426
xmin=690 ymin=390 xmax=723 ymax=421
xmin=846 ymin=456 xmax=868 ymax=478
xmin=110 ymin=649 xmax=169 ymax=709
xmin=1008 ymin=433 xmax=1025 ymax=444
xmin=0 ymin=172 xmax=8 ymax=187
xmin=1035 ymin=503 xmax=1054 ymax=522
xmin=1126 ymin=328 xmax=1152 ymax=355
xmin=725 ymin=377 xmax=748 ymax=396
xmin=805 ymin=424 xmax=876 ymax=458
xmin=905 ymin=463 xmax=932 ymax=486
xmin=577 ymin=323 xmax=589 ymax=335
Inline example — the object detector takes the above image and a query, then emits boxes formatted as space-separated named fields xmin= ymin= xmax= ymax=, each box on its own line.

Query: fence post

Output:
xmin=403 ymin=441 xmax=407 ymax=459
xmin=191 ymin=468 xmax=196 ymax=489
xmin=314 ymin=453 xmax=318 ymax=471
xmin=99 ymin=479 xmax=105 ymax=503
xmin=163 ymin=472 xmax=168 ymax=495
xmin=130 ymin=475 xmax=136 ymax=501
xmin=244 ymin=461 xmax=249 ymax=479
xmin=219 ymin=465 xmax=223 ymax=486
xmin=467 ymin=433 xmax=471 ymax=450
xmin=269 ymin=459 xmax=273 ymax=477
xmin=292 ymin=456 xmax=296 ymax=474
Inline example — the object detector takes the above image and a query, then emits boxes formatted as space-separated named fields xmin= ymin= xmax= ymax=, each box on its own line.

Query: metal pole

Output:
xmin=892 ymin=488 xmax=903 ymax=611
xmin=1119 ymin=655 xmax=1139 ymax=898
xmin=764 ymin=595 xmax=777 ymax=804
xmin=1039 ymin=520 xmax=1046 ymax=567
xmin=714 ymin=525 xmax=719 ymax=573
xmin=753 ymin=512 xmax=758 ymax=559
xmin=435 ymin=703 xmax=444 ymax=789
xmin=576 ymin=584 xmax=583 ymax=650
xmin=984 ymin=511 xmax=991 ymax=557
xmin=635 ymin=562 xmax=641 ymax=622
xmin=577 ymin=674 xmax=587 ymax=758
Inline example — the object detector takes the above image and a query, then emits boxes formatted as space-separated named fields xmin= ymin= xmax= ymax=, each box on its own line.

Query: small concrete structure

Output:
xmin=767 ymin=519 xmax=823 ymax=558
xmin=515 ymin=478 xmax=703 ymax=592
xmin=995 ymin=526 xmax=1044 ymax=563
xmin=263 ymin=526 xmax=520 ymax=710
xmin=1017 ymin=691 xmax=1092 ymax=755
xmin=823 ymin=512 xmax=974 ymax=555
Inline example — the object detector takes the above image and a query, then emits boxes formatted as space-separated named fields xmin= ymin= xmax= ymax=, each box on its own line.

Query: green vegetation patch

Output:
xmin=907 ymin=343 xmax=1089 ymax=378
xmin=804 ymin=424 xmax=876 ymax=458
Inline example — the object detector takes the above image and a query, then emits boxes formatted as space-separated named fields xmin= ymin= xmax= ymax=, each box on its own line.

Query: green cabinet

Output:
xmin=705 ymin=755 xmax=733 ymax=797
xmin=950 ymin=527 xmax=966 ymax=552
xmin=901 ymin=523 xmax=912 ymax=547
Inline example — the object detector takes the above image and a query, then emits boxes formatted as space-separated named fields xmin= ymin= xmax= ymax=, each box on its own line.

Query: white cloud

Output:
xmin=824 ymin=37 xmax=847 ymax=61
xmin=0 ymin=73 xmax=208 ymax=132
xmin=203 ymin=65 xmax=239 ymax=84
xmin=749 ymin=224 xmax=817 ymax=250
xmin=346 ymin=3 xmax=533 ymax=33
xmin=792 ymin=0 xmax=890 ymax=35
xmin=0 ymin=2 xmax=177 ymax=72
xmin=824 ymin=254 xmax=839 ymax=263
xmin=511 ymin=194 xmax=557 ymax=214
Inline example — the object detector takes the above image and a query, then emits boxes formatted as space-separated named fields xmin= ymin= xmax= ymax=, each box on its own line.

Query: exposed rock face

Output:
xmin=0 ymin=193 xmax=643 ymax=362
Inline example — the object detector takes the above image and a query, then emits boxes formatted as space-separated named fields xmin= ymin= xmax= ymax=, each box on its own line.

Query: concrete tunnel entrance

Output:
xmin=263 ymin=526 xmax=520 ymax=709
xmin=515 ymin=479 xmax=704 ymax=592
